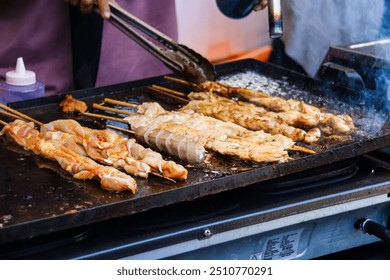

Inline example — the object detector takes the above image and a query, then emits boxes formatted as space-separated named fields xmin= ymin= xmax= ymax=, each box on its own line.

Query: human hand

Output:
xmin=253 ymin=0 xmax=268 ymax=11
xmin=64 ymin=0 xmax=111 ymax=19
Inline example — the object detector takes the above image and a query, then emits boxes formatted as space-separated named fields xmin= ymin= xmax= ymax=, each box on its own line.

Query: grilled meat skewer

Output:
xmin=164 ymin=76 xmax=355 ymax=135
xmin=82 ymin=108 xmax=207 ymax=165
xmin=128 ymin=113 xmax=290 ymax=163
xmin=181 ymin=98 xmax=311 ymax=143
xmin=41 ymin=119 xmax=188 ymax=180
xmin=186 ymin=91 xmax=354 ymax=136
xmin=181 ymin=92 xmax=320 ymax=143
xmin=102 ymin=97 xmax=297 ymax=148
xmin=121 ymin=102 xmax=298 ymax=163
xmin=1 ymin=119 xmax=137 ymax=193
xmin=135 ymin=102 xmax=296 ymax=149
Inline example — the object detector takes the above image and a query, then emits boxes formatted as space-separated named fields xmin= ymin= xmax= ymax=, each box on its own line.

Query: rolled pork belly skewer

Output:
xmin=134 ymin=126 xmax=206 ymax=165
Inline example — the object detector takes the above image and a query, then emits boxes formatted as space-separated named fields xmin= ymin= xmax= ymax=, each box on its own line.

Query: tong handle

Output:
xmin=107 ymin=1 xmax=200 ymax=64
xmin=107 ymin=12 xmax=183 ymax=72
xmin=94 ymin=1 xmax=216 ymax=83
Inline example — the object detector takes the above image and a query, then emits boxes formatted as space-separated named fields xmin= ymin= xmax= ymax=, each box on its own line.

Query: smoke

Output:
xmin=354 ymin=108 xmax=387 ymax=136
xmin=219 ymin=69 xmax=388 ymax=136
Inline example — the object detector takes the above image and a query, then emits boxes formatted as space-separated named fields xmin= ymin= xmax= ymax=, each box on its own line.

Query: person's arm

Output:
xmin=64 ymin=0 xmax=111 ymax=19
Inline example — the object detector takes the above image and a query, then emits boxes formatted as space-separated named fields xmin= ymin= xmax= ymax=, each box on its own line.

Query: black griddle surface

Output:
xmin=1 ymin=59 xmax=390 ymax=245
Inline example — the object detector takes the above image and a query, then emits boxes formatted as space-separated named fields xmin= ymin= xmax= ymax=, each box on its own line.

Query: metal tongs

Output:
xmin=95 ymin=1 xmax=217 ymax=83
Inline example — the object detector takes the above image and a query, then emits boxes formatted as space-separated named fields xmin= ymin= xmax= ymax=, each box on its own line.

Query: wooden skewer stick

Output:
xmin=93 ymin=103 xmax=136 ymax=116
xmin=0 ymin=110 xmax=26 ymax=121
xmin=289 ymin=145 xmax=316 ymax=154
xmin=149 ymin=86 xmax=189 ymax=103
xmin=0 ymin=119 xmax=8 ymax=126
xmin=0 ymin=103 xmax=43 ymax=126
xmin=151 ymin=171 xmax=176 ymax=183
xmin=81 ymin=112 xmax=128 ymax=124
xmin=104 ymin=98 xmax=138 ymax=109
xmin=164 ymin=75 xmax=196 ymax=87
xmin=151 ymin=84 xmax=187 ymax=97
xmin=106 ymin=124 xmax=135 ymax=134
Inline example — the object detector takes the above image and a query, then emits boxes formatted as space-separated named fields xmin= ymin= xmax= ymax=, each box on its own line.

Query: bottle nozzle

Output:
xmin=15 ymin=57 xmax=27 ymax=74
xmin=6 ymin=57 xmax=36 ymax=86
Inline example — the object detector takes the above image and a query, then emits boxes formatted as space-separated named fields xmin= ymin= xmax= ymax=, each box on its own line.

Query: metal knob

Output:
xmin=357 ymin=218 xmax=390 ymax=245
xmin=203 ymin=228 xmax=213 ymax=238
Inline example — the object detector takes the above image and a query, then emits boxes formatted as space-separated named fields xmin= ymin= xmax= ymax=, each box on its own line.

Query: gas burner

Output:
xmin=125 ymin=192 xmax=241 ymax=233
xmin=245 ymin=159 xmax=359 ymax=195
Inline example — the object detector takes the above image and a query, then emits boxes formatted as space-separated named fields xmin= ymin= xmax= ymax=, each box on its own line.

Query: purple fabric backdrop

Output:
xmin=0 ymin=0 xmax=177 ymax=96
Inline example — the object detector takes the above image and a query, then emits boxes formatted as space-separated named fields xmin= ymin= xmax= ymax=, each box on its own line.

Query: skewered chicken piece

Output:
xmin=219 ymin=93 xmax=353 ymax=134
xmin=187 ymin=92 xmax=320 ymax=128
xmin=165 ymin=76 xmax=318 ymax=113
xmin=164 ymin=76 xmax=355 ymax=135
xmin=250 ymin=96 xmax=320 ymax=115
xmin=319 ymin=113 xmax=355 ymax=135
xmin=251 ymin=97 xmax=354 ymax=134
xmin=40 ymin=124 xmax=151 ymax=179
xmin=1 ymin=119 xmax=137 ymax=193
xmin=180 ymin=91 xmax=352 ymax=138
xmin=1 ymin=119 xmax=39 ymax=150
xmin=228 ymin=111 xmax=321 ymax=143
xmin=206 ymin=138 xmax=289 ymax=163
xmin=180 ymin=94 xmax=320 ymax=143
xmin=41 ymin=119 xmax=188 ymax=180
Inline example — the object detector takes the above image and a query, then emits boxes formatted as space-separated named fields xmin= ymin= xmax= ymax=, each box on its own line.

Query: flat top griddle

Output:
xmin=1 ymin=59 xmax=389 ymax=245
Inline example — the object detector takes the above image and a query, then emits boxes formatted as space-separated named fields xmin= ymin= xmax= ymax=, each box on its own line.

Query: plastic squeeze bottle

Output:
xmin=0 ymin=57 xmax=45 ymax=104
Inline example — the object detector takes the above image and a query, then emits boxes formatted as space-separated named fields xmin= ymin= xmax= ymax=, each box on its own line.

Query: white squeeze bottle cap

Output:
xmin=5 ymin=57 xmax=36 ymax=86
